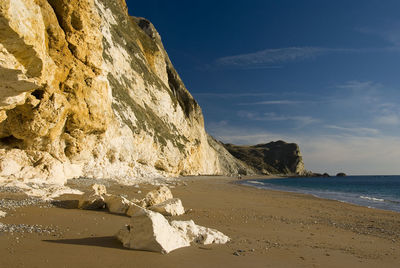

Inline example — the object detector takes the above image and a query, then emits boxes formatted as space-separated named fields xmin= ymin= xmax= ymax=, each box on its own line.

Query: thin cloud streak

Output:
xmin=374 ymin=114 xmax=400 ymax=126
xmin=214 ymin=47 xmax=352 ymax=69
xmin=213 ymin=46 xmax=399 ymax=70
xmin=239 ymin=100 xmax=302 ymax=105
xmin=238 ymin=111 xmax=320 ymax=127
xmin=324 ymin=125 xmax=380 ymax=136
xmin=192 ymin=92 xmax=274 ymax=98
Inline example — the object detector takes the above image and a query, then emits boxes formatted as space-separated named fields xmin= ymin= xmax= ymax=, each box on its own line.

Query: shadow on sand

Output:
xmin=43 ymin=236 xmax=127 ymax=250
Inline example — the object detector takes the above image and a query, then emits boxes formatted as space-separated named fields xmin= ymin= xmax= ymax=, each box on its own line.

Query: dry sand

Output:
xmin=0 ymin=175 xmax=399 ymax=268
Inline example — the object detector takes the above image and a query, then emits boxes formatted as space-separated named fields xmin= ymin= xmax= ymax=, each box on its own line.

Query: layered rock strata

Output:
xmin=0 ymin=0 xmax=253 ymax=186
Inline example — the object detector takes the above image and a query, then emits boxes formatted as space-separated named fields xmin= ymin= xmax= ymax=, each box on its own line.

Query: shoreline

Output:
xmin=235 ymin=175 xmax=400 ymax=214
xmin=1 ymin=175 xmax=399 ymax=267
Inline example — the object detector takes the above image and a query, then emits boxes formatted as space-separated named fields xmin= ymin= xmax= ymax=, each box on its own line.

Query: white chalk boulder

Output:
xmin=171 ymin=220 xmax=230 ymax=245
xmin=148 ymin=198 xmax=185 ymax=216
xmin=104 ymin=195 xmax=133 ymax=214
xmin=144 ymin=186 xmax=173 ymax=207
xmin=117 ymin=209 xmax=190 ymax=254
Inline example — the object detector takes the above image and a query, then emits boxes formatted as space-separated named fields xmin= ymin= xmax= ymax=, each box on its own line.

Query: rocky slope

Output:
xmin=223 ymin=141 xmax=306 ymax=175
xmin=0 ymin=0 xmax=254 ymax=186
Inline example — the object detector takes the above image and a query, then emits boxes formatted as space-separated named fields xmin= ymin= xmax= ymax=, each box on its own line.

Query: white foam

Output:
xmin=247 ymin=181 xmax=265 ymax=185
xmin=359 ymin=196 xmax=384 ymax=202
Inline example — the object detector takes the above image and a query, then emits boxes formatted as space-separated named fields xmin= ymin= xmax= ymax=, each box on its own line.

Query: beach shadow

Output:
xmin=43 ymin=236 xmax=127 ymax=250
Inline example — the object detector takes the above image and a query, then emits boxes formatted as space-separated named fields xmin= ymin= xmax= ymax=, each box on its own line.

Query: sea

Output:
xmin=239 ymin=176 xmax=400 ymax=213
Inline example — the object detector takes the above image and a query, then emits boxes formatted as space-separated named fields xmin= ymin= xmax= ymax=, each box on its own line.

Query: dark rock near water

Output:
xmin=309 ymin=172 xmax=331 ymax=177
xmin=223 ymin=140 xmax=305 ymax=175
xmin=336 ymin=173 xmax=347 ymax=177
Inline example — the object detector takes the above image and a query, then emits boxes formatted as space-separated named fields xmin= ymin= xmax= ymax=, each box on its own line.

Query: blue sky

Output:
xmin=127 ymin=0 xmax=400 ymax=175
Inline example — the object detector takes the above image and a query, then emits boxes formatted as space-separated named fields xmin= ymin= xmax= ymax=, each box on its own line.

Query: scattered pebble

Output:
xmin=0 ymin=197 xmax=53 ymax=211
xmin=0 ymin=186 xmax=23 ymax=193
xmin=0 ymin=223 xmax=58 ymax=234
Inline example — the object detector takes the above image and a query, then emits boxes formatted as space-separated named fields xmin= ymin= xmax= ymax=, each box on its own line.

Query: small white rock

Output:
xmin=0 ymin=210 xmax=6 ymax=218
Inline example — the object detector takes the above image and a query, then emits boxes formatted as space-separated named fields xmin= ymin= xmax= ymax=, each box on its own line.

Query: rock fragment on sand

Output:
xmin=126 ymin=203 xmax=144 ymax=217
xmin=78 ymin=184 xmax=107 ymax=210
xmin=171 ymin=220 xmax=230 ymax=245
xmin=117 ymin=209 xmax=190 ymax=254
xmin=104 ymin=195 xmax=133 ymax=214
xmin=144 ymin=186 xmax=173 ymax=207
xmin=148 ymin=198 xmax=185 ymax=216
xmin=0 ymin=210 xmax=6 ymax=218
xmin=91 ymin=184 xmax=107 ymax=196
xmin=53 ymin=184 xmax=106 ymax=209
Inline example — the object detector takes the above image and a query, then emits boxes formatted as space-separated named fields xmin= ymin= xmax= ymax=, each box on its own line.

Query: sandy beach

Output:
xmin=0 ymin=176 xmax=399 ymax=268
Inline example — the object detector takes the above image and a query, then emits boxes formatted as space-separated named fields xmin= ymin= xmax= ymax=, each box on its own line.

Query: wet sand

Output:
xmin=0 ymin=175 xmax=399 ymax=267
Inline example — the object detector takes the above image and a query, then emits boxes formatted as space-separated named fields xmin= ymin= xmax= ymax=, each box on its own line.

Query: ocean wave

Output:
xmin=385 ymin=199 xmax=400 ymax=205
xmin=359 ymin=196 xmax=384 ymax=202
xmin=246 ymin=181 xmax=265 ymax=185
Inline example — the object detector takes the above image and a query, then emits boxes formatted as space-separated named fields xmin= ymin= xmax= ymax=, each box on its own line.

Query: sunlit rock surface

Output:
xmin=0 ymin=0 xmax=254 ymax=187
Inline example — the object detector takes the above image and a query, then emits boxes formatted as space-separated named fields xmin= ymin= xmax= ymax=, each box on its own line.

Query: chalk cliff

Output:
xmin=0 ymin=0 xmax=253 ymax=186
xmin=223 ymin=141 xmax=306 ymax=175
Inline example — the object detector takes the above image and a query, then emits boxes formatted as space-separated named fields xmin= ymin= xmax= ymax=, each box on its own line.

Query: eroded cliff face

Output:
xmin=223 ymin=141 xmax=306 ymax=175
xmin=0 ymin=0 xmax=253 ymax=186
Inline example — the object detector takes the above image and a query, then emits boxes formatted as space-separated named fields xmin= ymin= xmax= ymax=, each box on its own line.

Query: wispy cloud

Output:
xmin=374 ymin=114 xmax=400 ymax=126
xmin=214 ymin=47 xmax=351 ymax=69
xmin=334 ymin=80 xmax=400 ymax=126
xmin=213 ymin=43 xmax=400 ymax=70
xmin=239 ymin=100 xmax=302 ymax=105
xmin=336 ymin=80 xmax=379 ymax=91
xmin=237 ymin=111 xmax=320 ymax=127
xmin=324 ymin=125 xmax=380 ymax=136
xmin=358 ymin=23 xmax=400 ymax=46
xmin=192 ymin=92 xmax=274 ymax=98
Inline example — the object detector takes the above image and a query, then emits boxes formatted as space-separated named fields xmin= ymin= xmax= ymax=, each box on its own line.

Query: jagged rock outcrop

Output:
xmin=223 ymin=141 xmax=306 ymax=175
xmin=0 ymin=0 xmax=253 ymax=186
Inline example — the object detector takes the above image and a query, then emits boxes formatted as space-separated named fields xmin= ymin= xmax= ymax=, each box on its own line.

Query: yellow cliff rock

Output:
xmin=0 ymin=0 xmax=253 ymax=185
